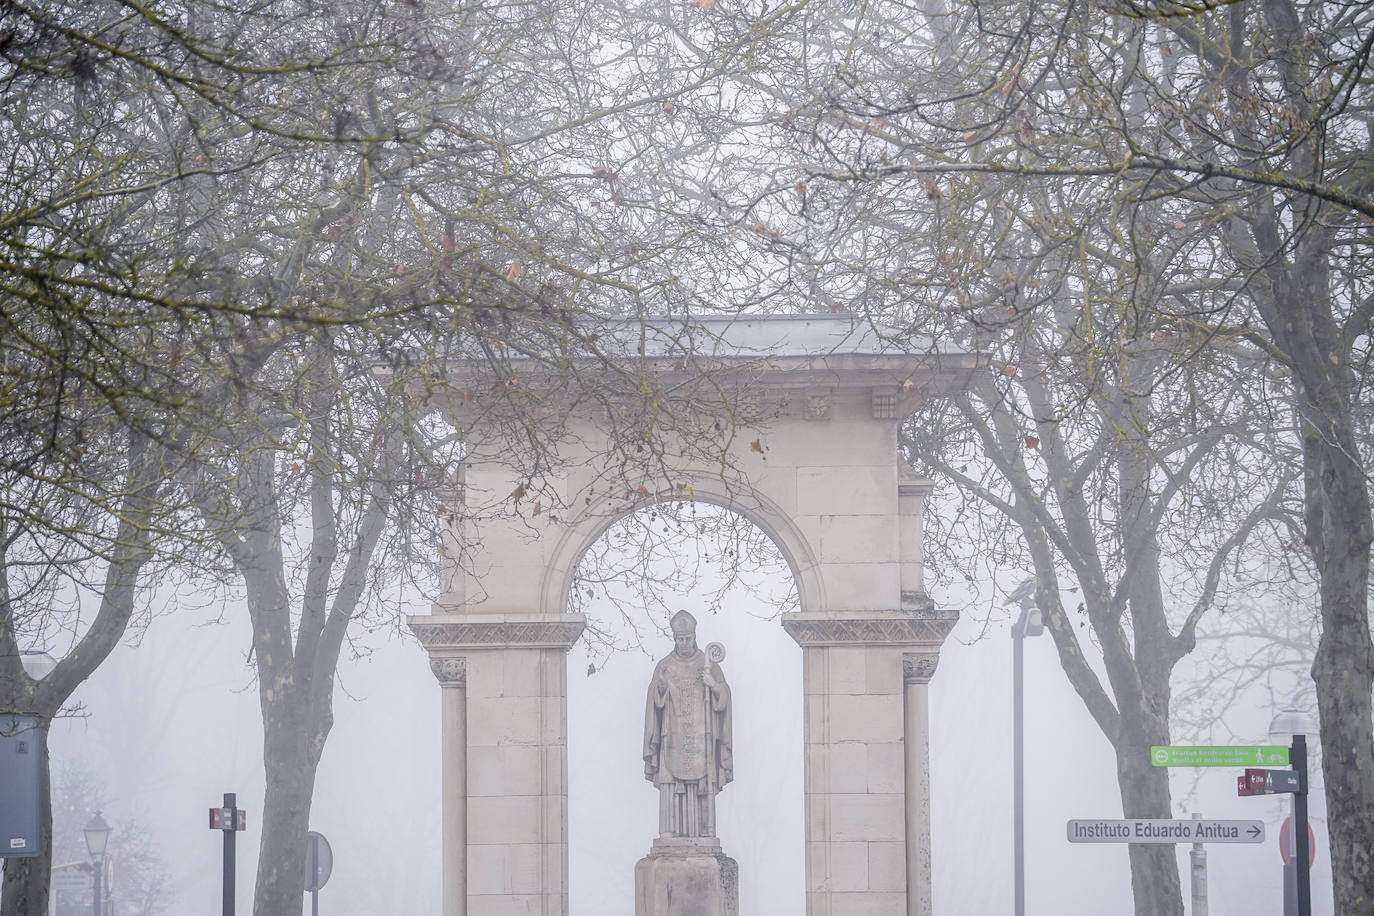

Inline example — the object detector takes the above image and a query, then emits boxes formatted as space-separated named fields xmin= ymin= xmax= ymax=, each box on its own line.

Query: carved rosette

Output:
xmin=902 ymin=652 xmax=940 ymax=685
xmin=736 ymin=393 xmax=764 ymax=423
xmin=429 ymin=656 xmax=467 ymax=687
xmin=804 ymin=391 xmax=832 ymax=421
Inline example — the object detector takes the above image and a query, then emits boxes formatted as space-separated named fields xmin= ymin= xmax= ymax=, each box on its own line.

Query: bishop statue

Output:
xmin=642 ymin=610 xmax=733 ymax=838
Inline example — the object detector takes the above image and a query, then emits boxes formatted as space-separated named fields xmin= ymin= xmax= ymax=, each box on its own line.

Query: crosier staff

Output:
xmin=702 ymin=641 xmax=726 ymax=837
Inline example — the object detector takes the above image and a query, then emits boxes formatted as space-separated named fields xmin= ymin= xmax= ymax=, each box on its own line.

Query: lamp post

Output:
xmin=1009 ymin=577 xmax=1044 ymax=916
xmin=84 ymin=811 xmax=110 ymax=916
xmin=1269 ymin=706 xmax=1318 ymax=916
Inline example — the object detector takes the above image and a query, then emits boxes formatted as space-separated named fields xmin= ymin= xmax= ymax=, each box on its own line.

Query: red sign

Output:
xmin=208 ymin=808 xmax=247 ymax=831
xmin=1278 ymin=815 xmax=1316 ymax=867
xmin=1238 ymin=770 xmax=1268 ymax=796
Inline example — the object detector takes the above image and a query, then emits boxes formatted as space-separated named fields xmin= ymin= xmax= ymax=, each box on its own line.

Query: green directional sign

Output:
xmin=1151 ymin=745 xmax=1289 ymax=767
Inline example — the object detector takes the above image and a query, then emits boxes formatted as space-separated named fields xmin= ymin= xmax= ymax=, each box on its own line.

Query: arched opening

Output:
xmin=565 ymin=499 xmax=805 ymax=915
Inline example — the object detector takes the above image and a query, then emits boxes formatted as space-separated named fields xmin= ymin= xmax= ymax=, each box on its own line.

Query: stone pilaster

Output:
xmin=411 ymin=615 xmax=585 ymax=916
xmin=781 ymin=610 xmax=955 ymax=916
xmin=902 ymin=653 xmax=939 ymax=916
xmin=429 ymin=657 xmax=467 ymax=916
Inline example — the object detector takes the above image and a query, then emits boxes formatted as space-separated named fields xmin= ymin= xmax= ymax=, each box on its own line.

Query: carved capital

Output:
xmin=903 ymin=652 xmax=940 ymax=685
xmin=429 ymin=656 xmax=467 ymax=687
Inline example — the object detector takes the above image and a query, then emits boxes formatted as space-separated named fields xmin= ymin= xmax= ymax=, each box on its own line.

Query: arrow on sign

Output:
xmin=1238 ymin=768 xmax=1301 ymax=796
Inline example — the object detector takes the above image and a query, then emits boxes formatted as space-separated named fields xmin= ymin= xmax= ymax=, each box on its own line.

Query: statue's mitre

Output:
xmin=669 ymin=610 xmax=698 ymax=634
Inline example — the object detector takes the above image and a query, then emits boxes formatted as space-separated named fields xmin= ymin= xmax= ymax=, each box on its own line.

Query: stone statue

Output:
xmin=643 ymin=610 xmax=732 ymax=839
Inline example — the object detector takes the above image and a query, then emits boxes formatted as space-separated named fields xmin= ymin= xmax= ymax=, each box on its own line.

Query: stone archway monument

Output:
xmin=409 ymin=314 xmax=978 ymax=916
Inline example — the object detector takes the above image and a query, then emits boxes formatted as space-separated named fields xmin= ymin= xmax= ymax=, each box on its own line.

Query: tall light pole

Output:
xmin=1009 ymin=577 xmax=1043 ymax=916
xmin=84 ymin=811 xmax=110 ymax=916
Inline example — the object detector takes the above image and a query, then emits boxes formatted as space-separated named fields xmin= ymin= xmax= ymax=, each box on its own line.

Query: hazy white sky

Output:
xmin=49 ymin=547 xmax=1332 ymax=916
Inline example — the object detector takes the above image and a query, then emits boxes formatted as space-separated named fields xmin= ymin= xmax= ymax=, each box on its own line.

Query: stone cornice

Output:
xmin=408 ymin=614 xmax=587 ymax=651
xmin=780 ymin=609 xmax=958 ymax=647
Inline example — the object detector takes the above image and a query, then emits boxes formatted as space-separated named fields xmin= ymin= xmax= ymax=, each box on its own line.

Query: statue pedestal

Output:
xmin=634 ymin=838 xmax=739 ymax=916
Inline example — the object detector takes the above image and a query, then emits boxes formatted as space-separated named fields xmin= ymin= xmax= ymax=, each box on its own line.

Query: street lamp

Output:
xmin=1269 ymin=706 xmax=1319 ymax=916
xmin=84 ymin=811 xmax=110 ymax=916
xmin=1009 ymin=577 xmax=1044 ymax=916
xmin=1269 ymin=707 xmax=1318 ymax=746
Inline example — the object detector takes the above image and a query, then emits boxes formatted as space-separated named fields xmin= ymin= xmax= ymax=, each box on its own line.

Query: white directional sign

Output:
xmin=1067 ymin=819 xmax=1266 ymax=844
xmin=50 ymin=864 xmax=92 ymax=893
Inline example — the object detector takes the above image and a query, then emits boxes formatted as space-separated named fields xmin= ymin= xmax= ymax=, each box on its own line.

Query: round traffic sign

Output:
xmin=305 ymin=831 xmax=333 ymax=892
xmin=1278 ymin=816 xmax=1316 ymax=867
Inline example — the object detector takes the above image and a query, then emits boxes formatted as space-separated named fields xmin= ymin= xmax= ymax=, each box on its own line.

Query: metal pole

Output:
xmin=1189 ymin=812 xmax=1207 ymax=916
xmin=93 ymin=856 xmax=103 ymax=916
xmin=311 ymin=832 xmax=319 ymax=916
xmin=1013 ymin=619 xmax=1025 ymax=916
xmin=223 ymin=793 xmax=236 ymax=916
xmin=1292 ymin=736 xmax=1311 ymax=916
xmin=1282 ymin=791 xmax=1297 ymax=916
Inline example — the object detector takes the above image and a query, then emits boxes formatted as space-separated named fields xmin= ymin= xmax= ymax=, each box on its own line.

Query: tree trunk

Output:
xmin=0 ymin=720 xmax=51 ymax=916
xmin=1115 ymin=708 xmax=1183 ymax=916
xmin=1304 ymin=406 xmax=1374 ymax=913
xmin=253 ymin=698 xmax=325 ymax=916
xmin=1252 ymin=214 xmax=1374 ymax=912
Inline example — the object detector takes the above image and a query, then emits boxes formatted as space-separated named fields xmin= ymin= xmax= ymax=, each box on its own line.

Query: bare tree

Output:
xmin=0 ymin=426 xmax=174 ymax=916
xmin=901 ymin=287 xmax=1296 ymax=913
xmin=733 ymin=0 xmax=1374 ymax=906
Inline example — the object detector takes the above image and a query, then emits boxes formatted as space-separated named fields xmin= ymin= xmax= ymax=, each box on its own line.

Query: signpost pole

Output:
xmin=311 ymin=831 xmax=319 ymax=916
xmin=1292 ymin=736 xmax=1311 ymax=916
xmin=1189 ymin=813 xmax=1208 ymax=916
xmin=223 ymin=793 xmax=236 ymax=916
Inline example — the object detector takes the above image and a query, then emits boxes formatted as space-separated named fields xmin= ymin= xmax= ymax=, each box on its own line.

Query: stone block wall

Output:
xmin=464 ymin=647 xmax=570 ymax=916
xmin=801 ymin=645 xmax=909 ymax=916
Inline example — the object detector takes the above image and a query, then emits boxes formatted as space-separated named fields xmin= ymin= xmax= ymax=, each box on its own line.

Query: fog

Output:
xmin=48 ymin=565 xmax=1331 ymax=915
